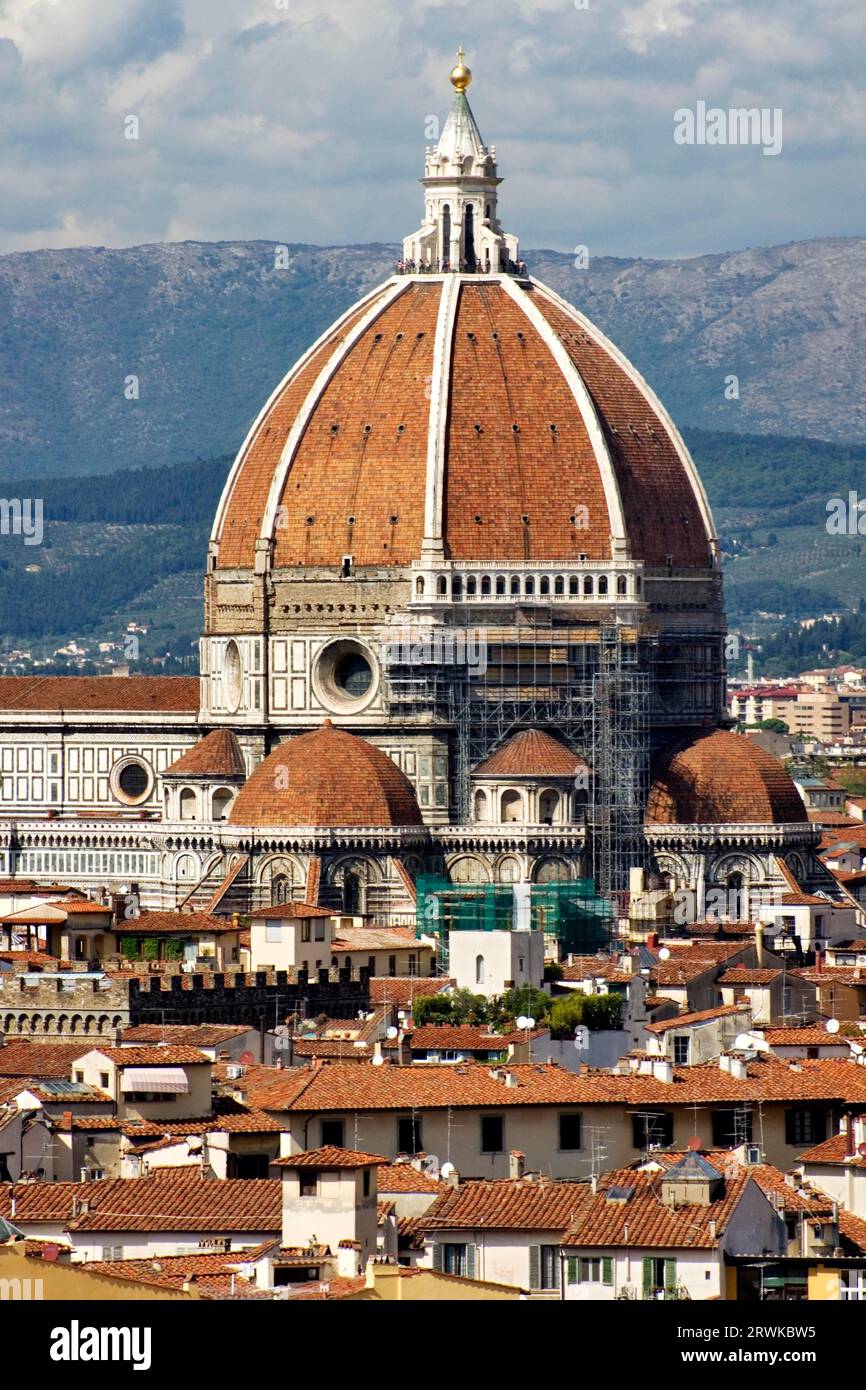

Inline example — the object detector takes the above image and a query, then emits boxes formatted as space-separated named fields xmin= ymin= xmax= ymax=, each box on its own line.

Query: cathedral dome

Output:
xmin=646 ymin=730 xmax=808 ymax=826
xmin=211 ymin=275 xmax=717 ymax=574
xmin=228 ymin=720 xmax=423 ymax=828
xmin=210 ymin=57 xmax=717 ymax=580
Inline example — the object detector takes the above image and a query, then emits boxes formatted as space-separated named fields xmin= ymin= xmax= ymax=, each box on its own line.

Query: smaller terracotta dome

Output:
xmin=646 ymin=729 xmax=807 ymax=826
xmin=229 ymin=721 xmax=423 ymax=828
xmin=473 ymin=729 xmax=586 ymax=778
xmin=164 ymin=729 xmax=246 ymax=779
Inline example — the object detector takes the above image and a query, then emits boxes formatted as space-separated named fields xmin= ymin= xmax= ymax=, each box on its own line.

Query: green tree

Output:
xmin=494 ymin=985 xmax=550 ymax=1029
xmin=411 ymin=995 xmax=455 ymax=1026
xmin=548 ymin=991 xmax=623 ymax=1038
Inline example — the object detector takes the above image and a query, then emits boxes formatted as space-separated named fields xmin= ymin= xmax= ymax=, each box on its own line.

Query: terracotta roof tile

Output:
xmin=0 ymin=1176 xmax=282 ymax=1233
xmin=230 ymin=721 xmax=423 ymax=828
xmin=120 ymin=1025 xmax=252 ymax=1047
xmin=249 ymin=1056 xmax=866 ymax=1112
xmin=473 ymin=729 xmax=585 ymax=778
xmin=164 ymin=730 xmax=246 ymax=779
xmin=718 ymin=968 xmax=783 ymax=985
xmin=377 ymin=1163 xmax=443 ymax=1194
xmin=0 ymin=676 xmax=199 ymax=713
xmin=82 ymin=1046 xmax=211 ymax=1065
xmin=332 ymin=926 xmax=423 ymax=951
xmin=647 ymin=730 xmax=807 ymax=826
xmin=562 ymin=1168 xmax=748 ymax=1250
xmin=644 ymin=1004 xmax=749 ymax=1035
xmin=0 ymin=1043 xmax=90 ymax=1078
xmin=798 ymin=1132 xmax=866 ymax=1167
xmin=421 ymin=1178 xmax=587 ymax=1231
xmin=82 ymin=1252 xmax=272 ymax=1298
xmin=114 ymin=911 xmax=237 ymax=936
xmin=274 ymin=1146 xmax=386 ymax=1168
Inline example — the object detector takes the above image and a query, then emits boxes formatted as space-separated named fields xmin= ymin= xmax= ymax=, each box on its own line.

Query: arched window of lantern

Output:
xmin=617 ymin=575 xmax=628 ymax=596
xmin=598 ymin=575 xmax=609 ymax=595
xmin=583 ymin=576 xmax=594 ymax=596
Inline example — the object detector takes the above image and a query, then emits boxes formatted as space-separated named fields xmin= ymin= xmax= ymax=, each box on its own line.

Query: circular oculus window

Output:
xmin=313 ymin=639 xmax=379 ymax=713
xmin=110 ymin=756 xmax=154 ymax=806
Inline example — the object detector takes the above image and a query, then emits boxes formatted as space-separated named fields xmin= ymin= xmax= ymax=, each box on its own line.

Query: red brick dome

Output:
xmin=228 ymin=721 xmax=423 ymax=828
xmin=473 ymin=728 xmax=585 ymax=778
xmin=211 ymin=275 xmax=717 ymax=573
xmin=646 ymin=729 xmax=807 ymax=826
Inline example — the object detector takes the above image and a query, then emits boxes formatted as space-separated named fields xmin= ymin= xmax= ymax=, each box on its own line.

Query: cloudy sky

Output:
xmin=0 ymin=0 xmax=862 ymax=259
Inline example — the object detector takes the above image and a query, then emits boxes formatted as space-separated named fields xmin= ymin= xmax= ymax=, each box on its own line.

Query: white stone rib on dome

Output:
xmin=209 ymin=277 xmax=396 ymax=550
xmin=257 ymin=277 xmax=409 ymax=547
xmin=530 ymin=278 xmax=720 ymax=561
xmin=497 ymin=274 xmax=628 ymax=555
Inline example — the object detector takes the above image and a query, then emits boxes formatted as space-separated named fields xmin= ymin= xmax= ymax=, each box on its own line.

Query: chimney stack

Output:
xmin=509 ymin=1150 xmax=525 ymax=1181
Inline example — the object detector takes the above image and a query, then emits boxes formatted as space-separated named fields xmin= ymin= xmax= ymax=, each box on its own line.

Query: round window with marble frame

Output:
xmin=312 ymin=638 xmax=380 ymax=714
xmin=110 ymin=755 xmax=155 ymax=807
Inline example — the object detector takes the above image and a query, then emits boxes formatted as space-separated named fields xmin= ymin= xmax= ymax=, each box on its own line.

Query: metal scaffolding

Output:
xmin=385 ymin=616 xmax=656 ymax=905
xmin=589 ymin=623 xmax=651 ymax=903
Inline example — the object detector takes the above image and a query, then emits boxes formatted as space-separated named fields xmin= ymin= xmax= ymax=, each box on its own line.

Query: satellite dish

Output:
xmin=240 ymin=1050 xmax=255 ymax=1065
xmin=658 ymin=947 xmax=671 ymax=961
xmin=826 ymin=1018 xmax=841 ymax=1035
xmin=421 ymin=1153 xmax=440 ymax=1175
xmin=440 ymin=1162 xmax=455 ymax=1178
xmin=733 ymin=1034 xmax=753 ymax=1051
xmin=386 ymin=1026 xmax=399 ymax=1040
xmin=858 ymin=1143 xmax=866 ymax=1159
xmin=687 ymin=1135 xmax=702 ymax=1151
xmin=515 ymin=1015 xmax=529 ymax=1030
xmin=371 ymin=1054 xmax=385 ymax=1067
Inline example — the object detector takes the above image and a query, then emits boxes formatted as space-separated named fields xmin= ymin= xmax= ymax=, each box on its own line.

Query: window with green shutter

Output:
xmin=566 ymin=1257 xmax=578 ymax=1285
xmin=529 ymin=1245 xmax=540 ymax=1289
xmin=602 ymin=1257 xmax=613 ymax=1287
xmin=664 ymin=1259 xmax=677 ymax=1298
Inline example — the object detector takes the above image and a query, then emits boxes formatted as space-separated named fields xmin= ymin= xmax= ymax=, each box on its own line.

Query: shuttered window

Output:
xmin=529 ymin=1245 xmax=560 ymax=1290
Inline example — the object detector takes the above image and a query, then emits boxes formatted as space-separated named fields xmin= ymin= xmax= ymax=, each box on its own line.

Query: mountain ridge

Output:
xmin=0 ymin=235 xmax=863 ymax=479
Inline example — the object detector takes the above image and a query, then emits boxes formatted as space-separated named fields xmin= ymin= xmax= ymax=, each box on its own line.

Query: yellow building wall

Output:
xmin=349 ymin=1264 xmax=524 ymax=1300
xmin=0 ymin=1242 xmax=194 ymax=1301
xmin=808 ymin=1266 xmax=840 ymax=1301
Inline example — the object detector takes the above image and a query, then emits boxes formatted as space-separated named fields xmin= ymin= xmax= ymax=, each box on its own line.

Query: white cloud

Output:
xmin=0 ymin=0 xmax=861 ymax=257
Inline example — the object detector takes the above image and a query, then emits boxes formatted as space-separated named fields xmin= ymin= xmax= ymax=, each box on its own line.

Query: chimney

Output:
xmin=652 ymin=1059 xmax=674 ymax=1084
xmin=719 ymin=1054 xmax=731 ymax=1073
xmin=727 ymin=1056 xmax=748 ymax=1080
xmin=509 ymin=1150 xmax=525 ymax=1181
xmin=755 ymin=922 xmax=765 ymax=967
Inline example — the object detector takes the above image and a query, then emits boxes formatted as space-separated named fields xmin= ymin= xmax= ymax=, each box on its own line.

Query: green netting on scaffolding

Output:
xmin=415 ymin=875 xmax=613 ymax=956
